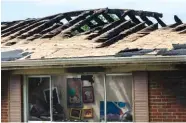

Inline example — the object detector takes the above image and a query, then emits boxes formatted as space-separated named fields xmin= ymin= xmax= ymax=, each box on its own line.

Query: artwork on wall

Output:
xmin=100 ymin=101 xmax=132 ymax=121
xmin=82 ymin=108 xmax=93 ymax=118
xmin=67 ymin=78 xmax=83 ymax=108
xmin=43 ymin=87 xmax=60 ymax=105
xmin=82 ymin=86 xmax=94 ymax=103
xmin=70 ymin=108 xmax=82 ymax=119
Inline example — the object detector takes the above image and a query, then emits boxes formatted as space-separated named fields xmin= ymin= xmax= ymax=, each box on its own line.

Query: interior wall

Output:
xmin=52 ymin=74 xmax=105 ymax=122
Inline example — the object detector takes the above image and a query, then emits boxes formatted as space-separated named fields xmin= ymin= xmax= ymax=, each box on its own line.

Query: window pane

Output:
xmin=52 ymin=74 xmax=105 ymax=122
xmin=28 ymin=77 xmax=51 ymax=121
xmin=105 ymin=75 xmax=133 ymax=122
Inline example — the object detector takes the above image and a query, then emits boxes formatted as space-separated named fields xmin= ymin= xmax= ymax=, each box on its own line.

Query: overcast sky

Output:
xmin=1 ymin=0 xmax=186 ymax=24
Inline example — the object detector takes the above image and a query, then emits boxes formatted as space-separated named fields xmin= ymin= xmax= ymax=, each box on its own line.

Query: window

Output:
xmin=25 ymin=74 xmax=133 ymax=122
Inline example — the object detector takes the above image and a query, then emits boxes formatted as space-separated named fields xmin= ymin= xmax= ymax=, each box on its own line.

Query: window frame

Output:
xmin=23 ymin=73 xmax=133 ymax=122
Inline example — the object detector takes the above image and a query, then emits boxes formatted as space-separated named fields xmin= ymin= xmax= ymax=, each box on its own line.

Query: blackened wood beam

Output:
xmin=9 ymin=20 xmax=47 ymax=40
xmin=94 ymin=20 xmax=134 ymax=42
xmin=1 ymin=20 xmax=35 ymax=34
xmin=18 ymin=14 xmax=65 ymax=39
xmin=27 ymin=23 xmax=63 ymax=40
xmin=40 ymin=23 xmax=63 ymax=35
xmin=154 ymin=15 xmax=166 ymax=27
xmin=139 ymin=14 xmax=153 ymax=26
xmin=172 ymin=43 xmax=186 ymax=50
xmin=174 ymin=15 xmax=182 ymax=24
xmin=138 ymin=23 xmax=158 ymax=34
xmin=97 ymin=22 xmax=146 ymax=48
xmin=179 ymin=28 xmax=186 ymax=34
xmin=64 ymin=13 xmax=72 ymax=21
xmin=167 ymin=15 xmax=183 ymax=28
xmin=94 ymin=16 xmax=106 ymax=25
xmin=41 ymin=11 xmax=94 ymax=38
xmin=1 ymin=20 xmax=36 ymax=37
xmin=108 ymin=9 xmax=163 ymax=18
xmin=85 ymin=19 xmax=125 ymax=40
xmin=80 ymin=25 xmax=104 ymax=35
xmin=61 ymin=8 xmax=109 ymax=38
xmin=127 ymin=11 xmax=141 ymax=24
xmin=172 ymin=23 xmax=186 ymax=32
xmin=102 ymin=13 xmax=115 ymax=22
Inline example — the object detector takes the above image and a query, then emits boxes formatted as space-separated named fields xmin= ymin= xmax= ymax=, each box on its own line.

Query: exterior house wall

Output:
xmin=1 ymin=72 xmax=9 ymax=122
xmin=149 ymin=71 xmax=186 ymax=122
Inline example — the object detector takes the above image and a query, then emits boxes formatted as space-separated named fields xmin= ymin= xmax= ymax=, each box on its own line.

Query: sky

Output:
xmin=1 ymin=0 xmax=186 ymax=24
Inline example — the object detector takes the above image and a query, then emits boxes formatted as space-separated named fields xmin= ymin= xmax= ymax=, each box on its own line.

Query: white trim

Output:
xmin=25 ymin=76 xmax=52 ymax=122
xmin=103 ymin=74 xmax=107 ymax=122
xmin=23 ymin=76 xmax=28 ymax=122
xmin=2 ymin=56 xmax=186 ymax=69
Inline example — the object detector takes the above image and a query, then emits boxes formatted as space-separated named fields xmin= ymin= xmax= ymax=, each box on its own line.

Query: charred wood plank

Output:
xmin=108 ymin=9 xmax=163 ymax=18
xmin=61 ymin=8 xmax=109 ymax=38
xmin=27 ymin=23 xmax=63 ymax=40
xmin=172 ymin=23 xmax=186 ymax=32
xmin=41 ymin=11 xmax=94 ymax=38
xmin=174 ymin=15 xmax=182 ymax=24
xmin=116 ymin=49 xmax=154 ymax=57
xmin=17 ymin=14 xmax=65 ymax=39
xmin=161 ymin=49 xmax=186 ymax=56
xmin=1 ymin=19 xmax=35 ymax=34
xmin=154 ymin=15 xmax=166 ymax=27
xmin=179 ymin=28 xmax=186 ymax=34
xmin=138 ymin=23 xmax=158 ymax=34
xmin=127 ymin=11 xmax=141 ymax=24
xmin=1 ymin=20 xmax=37 ymax=37
xmin=8 ymin=20 xmax=47 ymax=40
xmin=97 ymin=22 xmax=146 ymax=48
xmin=94 ymin=20 xmax=134 ymax=42
xmin=86 ymin=19 xmax=125 ymax=40
xmin=139 ymin=14 xmax=153 ymax=26
xmin=172 ymin=43 xmax=186 ymax=50
xmin=102 ymin=13 xmax=115 ymax=22
xmin=1 ymin=20 xmax=22 ymax=30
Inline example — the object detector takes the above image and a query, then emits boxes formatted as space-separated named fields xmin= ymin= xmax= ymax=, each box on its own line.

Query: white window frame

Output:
xmin=23 ymin=75 xmax=52 ymax=122
xmin=23 ymin=73 xmax=133 ymax=123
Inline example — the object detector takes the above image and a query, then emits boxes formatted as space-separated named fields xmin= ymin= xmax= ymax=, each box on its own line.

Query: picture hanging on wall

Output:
xmin=100 ymin=101 xmax=132 ymax=121
xmin=67 ymin=78 xmax=83 ymax=108
xmin=70 ymin=108 xmax=82 ymax=120
xmin=82 ymin=108 xmax=93 ymax=118
xmin=82 ymin=86 xmax=94 ymax=103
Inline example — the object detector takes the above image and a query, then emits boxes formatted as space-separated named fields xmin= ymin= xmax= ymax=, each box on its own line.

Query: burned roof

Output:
xmin=1 ymin=8 xmax=186 ymax=61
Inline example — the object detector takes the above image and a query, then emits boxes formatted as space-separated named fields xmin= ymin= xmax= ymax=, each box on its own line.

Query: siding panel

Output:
xmin=9 ymin=75 xmax=21 ymax=122
xmin=133 ymin=72 xmax=149 ymax=122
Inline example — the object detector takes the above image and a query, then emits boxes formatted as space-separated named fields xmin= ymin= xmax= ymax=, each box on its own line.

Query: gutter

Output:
xmin=1 ymin=56 xmax=186 ymax=70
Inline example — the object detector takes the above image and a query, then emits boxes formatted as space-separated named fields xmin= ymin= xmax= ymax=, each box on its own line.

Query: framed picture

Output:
xmin=70 ymin=108 xmax=82 ymax=119
xmin=82 ymin=108 xmax=93 ymax=118
xmin=67 ymin=78 xmax=83 ymax=108
xmin=82 ymin=86 xmax=94 ymax=103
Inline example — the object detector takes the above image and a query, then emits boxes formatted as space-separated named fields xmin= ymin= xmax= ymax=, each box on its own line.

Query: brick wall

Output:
xmin=1 ymin=71 xmax=9 ymax=122
xmin=149 ymin=71 xmax=186 ymax=122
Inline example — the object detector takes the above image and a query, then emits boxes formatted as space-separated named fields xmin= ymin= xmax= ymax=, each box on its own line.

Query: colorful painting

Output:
xmin=82 ymin=108 xmax=93 ymax=118
xmin=67 ymin=78 xmax=83 ymax=108
xmin=100 ymin=101 xmax=132 ymax=121
xmin=70 ymin=108 xmax=82 ymax=119
xmin=82 ymin=86 xmax=94 ymax=103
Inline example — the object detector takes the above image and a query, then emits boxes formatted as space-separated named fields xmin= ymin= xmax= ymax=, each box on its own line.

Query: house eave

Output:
xmin=1 ymin=56 xmax=186 ymax=70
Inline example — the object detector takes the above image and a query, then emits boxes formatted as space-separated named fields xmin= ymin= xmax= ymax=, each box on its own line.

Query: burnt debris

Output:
xmin=1 ymin=8 xmax=185 ymax=48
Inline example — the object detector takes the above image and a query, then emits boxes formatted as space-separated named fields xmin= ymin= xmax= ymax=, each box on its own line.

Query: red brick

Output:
xmin=149 ymin=71 xmax=186 ymax=122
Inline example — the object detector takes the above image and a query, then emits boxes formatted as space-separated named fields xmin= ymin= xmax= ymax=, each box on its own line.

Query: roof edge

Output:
xmin=1 ymin=56 xmax=186 ymax=70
